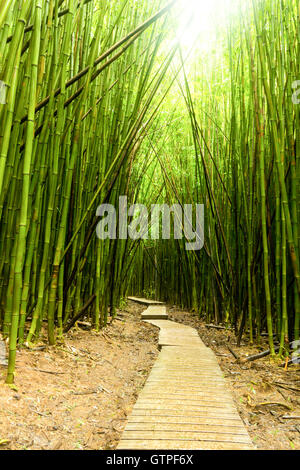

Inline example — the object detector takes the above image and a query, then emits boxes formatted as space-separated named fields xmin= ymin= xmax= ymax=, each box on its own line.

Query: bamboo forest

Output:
xmin=0 ymin=0 xmax=299 ymax=452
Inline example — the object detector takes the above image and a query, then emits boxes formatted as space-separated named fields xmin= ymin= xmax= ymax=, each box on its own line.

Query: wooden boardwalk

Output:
xmin=118 ymin=301 xmax=254 ymax=450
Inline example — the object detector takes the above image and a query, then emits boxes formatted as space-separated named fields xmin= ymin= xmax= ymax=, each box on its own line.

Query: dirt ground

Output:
xmin=0 ymin=302 xmax=159 ymax=450
xmin=168 ymin=307 xmax=300 ymax=450
xmin=1 ymin=301 xmax=299 ymax=451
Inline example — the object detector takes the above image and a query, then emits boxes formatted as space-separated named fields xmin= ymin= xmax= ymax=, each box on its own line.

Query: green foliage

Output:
xmin=129 ymin=0 xmax=300 ymax=351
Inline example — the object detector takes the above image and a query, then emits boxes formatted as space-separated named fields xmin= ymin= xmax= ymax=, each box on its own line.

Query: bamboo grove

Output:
xmin=0 ymin=0 xmax=299 ymax=384
xmin=0 ymin=0 xmax=178 ymax=383
xmin=129 ymin=0 xmax=300 ymax=355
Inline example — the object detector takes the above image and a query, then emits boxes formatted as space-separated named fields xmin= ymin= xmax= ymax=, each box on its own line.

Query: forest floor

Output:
xmin=169 ymin=307 xmax=300 ymax=450
xmin=0 ymin=301 xmax=299 ymax=450
xmin=0 ymin=302 xmax=159 ymax=450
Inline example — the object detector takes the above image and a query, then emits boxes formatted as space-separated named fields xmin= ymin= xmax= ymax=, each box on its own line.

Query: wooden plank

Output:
xmin=148 ymin=370 xmax=224 ymax=377
xmin=139 ymin=391 xmax=233 ymax=398
xmin=122 ymin=430 xmax=252 ymax=444
xmin=128 ymin=297 xmax=164 ymax=305
xmin=124 ymin=424 xmax=249 ymax=437
xmin=142 ymin=386 xmax=228 ymax=391
xmin=141 ymin=306 xmax=169 ymax=320
xmin=0 ymin=340 xmax=7 ymax=366
xmin=118 ymin=440 xmax=253 ymax=450
xmin=136 ymin=399 xmax=236 ymax=408
xmin=131 ymin=408 xmax=246 ymax=419
xmin=144 ymin=380 xmax=227 ymax=386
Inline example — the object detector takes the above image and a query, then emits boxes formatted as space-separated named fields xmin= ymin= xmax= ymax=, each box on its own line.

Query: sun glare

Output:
xmin=176 ymin=0 xmax=239 ymax=50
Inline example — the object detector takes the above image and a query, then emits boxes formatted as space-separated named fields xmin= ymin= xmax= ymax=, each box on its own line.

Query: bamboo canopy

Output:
xmin=0 ymin=0 xmax=299 ymax=384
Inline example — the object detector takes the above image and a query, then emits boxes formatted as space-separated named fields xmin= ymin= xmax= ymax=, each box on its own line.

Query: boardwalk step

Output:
xmin=141 ymin=306 xmax=168 ymax=320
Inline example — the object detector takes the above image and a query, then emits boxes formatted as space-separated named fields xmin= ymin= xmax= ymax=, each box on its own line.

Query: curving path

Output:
xmin=117 ymin=300 xmax=254 ymax=450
